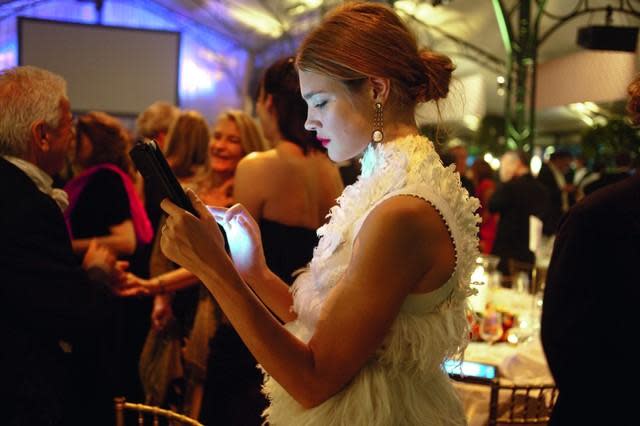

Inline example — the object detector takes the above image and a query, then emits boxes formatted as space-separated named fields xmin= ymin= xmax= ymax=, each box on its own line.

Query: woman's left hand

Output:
xmin=207 ymin=203 xmax=269 ymax=282
xmin=160 ymin=189 xmax=230 ymax=277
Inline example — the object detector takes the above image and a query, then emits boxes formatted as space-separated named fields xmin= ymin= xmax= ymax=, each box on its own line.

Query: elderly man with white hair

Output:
xmin=0 ymin=65 xmax=135 ymax=425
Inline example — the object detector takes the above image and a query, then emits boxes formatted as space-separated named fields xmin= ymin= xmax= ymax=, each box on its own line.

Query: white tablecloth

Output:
xmin=452 ymin=338 xmax=553 ymax=426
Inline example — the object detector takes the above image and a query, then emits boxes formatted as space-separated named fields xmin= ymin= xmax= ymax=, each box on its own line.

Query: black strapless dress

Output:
xmin=199 ymin=219 xmax=318 ymax=425
xmin=259 ymin=218 xmax=318 ymax=285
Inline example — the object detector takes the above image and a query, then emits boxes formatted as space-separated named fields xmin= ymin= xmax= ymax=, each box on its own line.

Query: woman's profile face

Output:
xmin=210 ymin=117 xmax=245 ymax=175
xmin=75 ymin=132 xmax=93 ymax=167
xmin=299 ymin=70 xmax=370 ymax=162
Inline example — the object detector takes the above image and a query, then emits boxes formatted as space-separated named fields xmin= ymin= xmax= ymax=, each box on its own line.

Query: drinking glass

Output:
xmin=479 ymin=310 xmax=503 ymax=344
xmin=514 ymin=272 xmax=530 ymax=294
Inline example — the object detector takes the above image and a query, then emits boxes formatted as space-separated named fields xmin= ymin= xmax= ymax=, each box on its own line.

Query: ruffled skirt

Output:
xmin=262 ymin=360 xmax=465 ymax=426
xmin=261 ymin=321 xmax=466 ymax=426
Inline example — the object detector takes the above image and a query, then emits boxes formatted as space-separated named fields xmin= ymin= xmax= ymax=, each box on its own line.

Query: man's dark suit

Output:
xmin=489 ymin=173 xmax=549 ymax=275
xmin=541 ymin=173 xmax=640 ymax=425
xmin=0 ymin=157 xmax=113 ymax=425
xmin=583 ymin=170 xmax=632 ymax=196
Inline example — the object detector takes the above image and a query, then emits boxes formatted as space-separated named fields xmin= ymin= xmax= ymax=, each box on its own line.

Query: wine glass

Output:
xmin=514 ymin=272 xmax=530 ymax=295
xmin=479 ymin=309 xmax=503 ymax=344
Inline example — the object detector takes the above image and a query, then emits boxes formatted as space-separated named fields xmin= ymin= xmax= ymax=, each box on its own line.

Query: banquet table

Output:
xmin=454 ymin=282 xmax=554 ymax=426
xmin=452 ymin=334 xmax=554 ymax=426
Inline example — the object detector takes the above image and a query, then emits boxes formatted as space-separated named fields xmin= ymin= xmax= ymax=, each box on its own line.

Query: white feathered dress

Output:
xmin=261 ymin=135 xmax=480 ymax=426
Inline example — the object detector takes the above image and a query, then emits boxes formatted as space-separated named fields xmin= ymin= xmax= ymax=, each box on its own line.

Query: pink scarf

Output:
xmin=64 ymin=163 xmax=153 ymax=244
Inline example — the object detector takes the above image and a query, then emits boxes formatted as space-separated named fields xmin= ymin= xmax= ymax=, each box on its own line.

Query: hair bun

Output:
xmin=414 ymin=49 xmax=455 ymax=103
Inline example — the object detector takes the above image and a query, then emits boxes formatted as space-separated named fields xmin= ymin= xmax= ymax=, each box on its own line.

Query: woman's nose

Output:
xmin=304 ymin=118 xmax=318 ymax=132
xmin=211 ymin=138 xmax=225 ymax=151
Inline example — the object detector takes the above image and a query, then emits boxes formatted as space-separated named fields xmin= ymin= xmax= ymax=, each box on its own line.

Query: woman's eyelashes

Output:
xmin=313 ymin=100 xmax=328 ymax=109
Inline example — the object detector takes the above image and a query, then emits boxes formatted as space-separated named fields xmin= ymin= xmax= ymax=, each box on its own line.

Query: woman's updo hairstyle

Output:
xmin=296 ymin=2 xmax=454 ymax=108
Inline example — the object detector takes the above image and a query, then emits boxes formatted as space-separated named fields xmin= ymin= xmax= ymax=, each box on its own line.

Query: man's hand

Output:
xmin=82 ymin=241 xmax=149 ymax=297
xmin=82 ymin=239 xmax=116 ymax=284
xmin=82 ymin=239 xmax=116 ymax=272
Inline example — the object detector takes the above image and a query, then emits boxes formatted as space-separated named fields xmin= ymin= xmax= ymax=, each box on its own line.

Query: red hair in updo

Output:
xmin=296 ymin=2 xmax=454 ymax=108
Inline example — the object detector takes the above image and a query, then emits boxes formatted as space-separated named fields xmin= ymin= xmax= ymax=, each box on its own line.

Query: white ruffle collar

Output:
xmin=306 ymin=134 xmax=479 ymax=304
xmin=314 ymin=135 xmax=441 ymax=262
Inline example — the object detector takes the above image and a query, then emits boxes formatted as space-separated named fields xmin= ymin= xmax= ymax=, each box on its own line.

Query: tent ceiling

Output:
xmin=151 ymin=0 xmax=640 ymax=137
xmin=3 ymin=0 xmax=639 ymax=138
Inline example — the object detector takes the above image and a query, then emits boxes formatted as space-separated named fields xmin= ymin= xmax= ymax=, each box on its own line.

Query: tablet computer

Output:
xmin=444 ymin=359 xmax=498 ymax=383
xmin=129 ymin=137 xmax=199 ymax=218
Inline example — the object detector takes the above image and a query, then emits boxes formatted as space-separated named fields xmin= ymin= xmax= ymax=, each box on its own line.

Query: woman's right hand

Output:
xmin=208 ymin=204 xmax=269 ymax=282
xmin=151 ymin=294 xmax=174 ymax=331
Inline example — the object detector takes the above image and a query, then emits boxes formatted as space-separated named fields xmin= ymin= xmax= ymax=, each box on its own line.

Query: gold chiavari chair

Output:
xmin=114 ymin=397 xmax=203 ymax=426
xmin=487 ymin=381 xmax=558 ymax=425
xmin=451 ymin=373 xmax=558 ymax=425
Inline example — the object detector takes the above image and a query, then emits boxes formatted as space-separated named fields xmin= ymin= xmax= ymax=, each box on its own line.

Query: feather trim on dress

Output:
xmin=263 ymin=135 xmax=480 ymax=426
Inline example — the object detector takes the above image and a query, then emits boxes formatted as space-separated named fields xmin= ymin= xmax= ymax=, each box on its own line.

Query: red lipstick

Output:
xmin=317 ymin=137 xmax=330 ymax=147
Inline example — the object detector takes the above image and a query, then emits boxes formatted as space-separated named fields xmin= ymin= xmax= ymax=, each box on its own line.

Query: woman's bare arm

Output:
xmin=161 ymin=193 xmax=454 ymax=408
xmin=242 ymin=267 xmax=297 ymax=323
xmin=209 ymin=203 xmax=295 ymax=323
xmin=72 ymin=219 xmax=136 ymax=255
xmin=234 ymin=155 xmax=297 ymax=321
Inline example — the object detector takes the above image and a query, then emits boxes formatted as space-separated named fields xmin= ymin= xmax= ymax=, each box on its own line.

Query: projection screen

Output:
xmin=19 ymin=18 xmax=180 ymax=116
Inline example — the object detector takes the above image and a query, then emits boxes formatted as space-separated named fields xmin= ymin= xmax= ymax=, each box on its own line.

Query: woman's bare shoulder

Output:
xmin=242 ymin=149 xmax=279 ymax=163
xmin=359 ymin=195 xmax=454 ymax=263
xmin=355 ymin=195 xmax=456 ymax=291
xmin=237 ymin=149 xmax=280 ymax=174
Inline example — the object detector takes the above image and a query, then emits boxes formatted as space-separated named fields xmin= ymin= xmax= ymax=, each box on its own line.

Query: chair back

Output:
xmin=488 ymin=381 xmax=558 ymax=425
xmin=114 ymin=397 xmax=204 ymax=426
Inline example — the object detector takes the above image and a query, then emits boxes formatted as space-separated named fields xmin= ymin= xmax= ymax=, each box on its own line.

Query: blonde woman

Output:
xmin=129 ymin=110 xmax=267 ymax=419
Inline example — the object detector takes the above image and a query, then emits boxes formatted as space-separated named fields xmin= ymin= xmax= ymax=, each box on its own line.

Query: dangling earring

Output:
xmin=372 ymin=102 xmax=384 ymax=143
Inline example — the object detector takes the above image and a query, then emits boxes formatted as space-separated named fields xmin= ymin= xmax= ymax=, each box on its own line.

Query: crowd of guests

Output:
xmin=1 ymin=53 xmax=345 ymax=425
xmin=1 ymin=3 xmax=637 ymax=424
xmin=442 ymin=140 xmax=637 ymax=279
